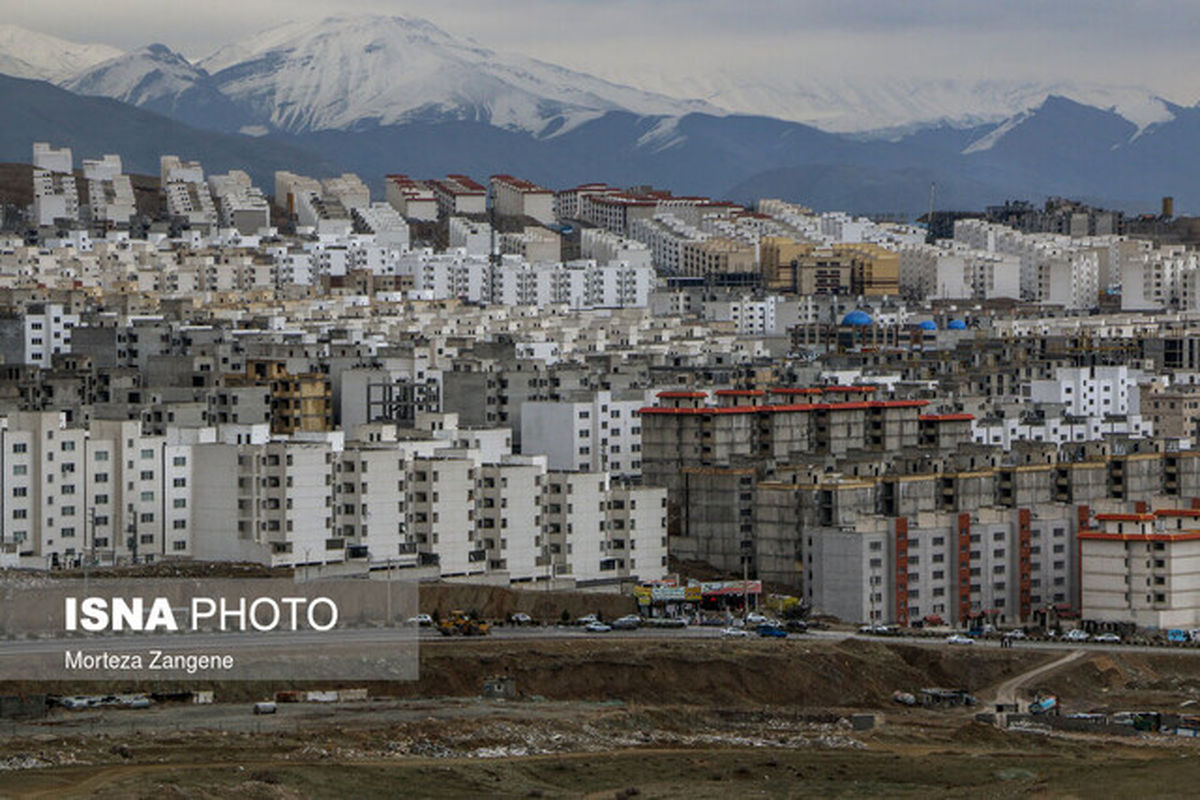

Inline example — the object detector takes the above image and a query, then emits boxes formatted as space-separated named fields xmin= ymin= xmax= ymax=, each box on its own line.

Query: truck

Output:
xmin=438 ymin=610 xmax=491 ymax=636
xmin=1029 ymin=694 xmax=1058 ymax=715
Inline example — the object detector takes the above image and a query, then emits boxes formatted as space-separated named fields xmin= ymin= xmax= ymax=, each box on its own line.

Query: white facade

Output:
xmin=521 ymin=390 xmax=652 ymax=475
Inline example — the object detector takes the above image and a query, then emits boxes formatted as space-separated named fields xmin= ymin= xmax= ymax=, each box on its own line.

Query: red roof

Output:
xmin=714 ymin=389 xmax=765 ymax=396
xmin=1080 ymin=531 xmax=1200 ymax=543
xmin=1155 ymin=509 xmax=1200 ymax=518
xmin=1095 ymin=513 xmax=1156 ymax=522
xmin=920 ymin=413 xmax=975 ymax=422
xmin=769 ymin=388 xmax=823 ymax=395
xmin=638 ymin=400 xmax=928 ymax=416
xmin=656 ymin=391 xmax=707 ymax=399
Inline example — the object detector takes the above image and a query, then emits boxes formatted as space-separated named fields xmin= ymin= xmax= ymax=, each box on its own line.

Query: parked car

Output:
xmin=253 ymin=701 xmax=277 ymax=715
xmin=575 ymin=614 xmax=600 ymax=626
xmin=1064 ymin=629 xmax=1091 ymax=642
xmin=510 ymin=612 xmax=533 ymax=626
xmin=784 ymin=619 xmax=809 ymax=633
xmin=610 ymin=614 xmax=642 ymax=630
xmin=406 ymin=613 xmax=433 ymax=627
xmin=745 ymin=613 xmax=769 ymax=625
xmin=1003 ymin=629 xmax=1027 ymax=640
xmin=721 ymin=627 xmax=750 ymax=638
xmin=946 ymin=634 xmax=976 ymax=646
xmin=583 ymin=621 xmax=612 ymax=633
xmin=859 ymin=623 xmax=889 ymax=635
xmin=1093 ymin=632 xmax=1121 ymax=643
xmin=757 ymin=624 xmax=788 ymax=638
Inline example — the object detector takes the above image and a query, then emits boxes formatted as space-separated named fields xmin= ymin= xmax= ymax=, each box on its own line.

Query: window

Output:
xmin=12 ymin=443 xmax=26 ymax=454
xmin=61 ymin=441 xmax=75 ymax=452
xmin=140 ymin=449 xmax=154 ymax=459
xmin=173 ymin=456 xmax=187 ymax=467
xmin=173 ymin=498 xmax=187 ymax=509
xmin=94 ymin=451 xmax=108 ymax=461
xmin=173 ymin=540 xmax=187 ymax=550
xmin=173 ymin=478 xmax=186 ymax=488
xmin=12 ymin=465 xmax=26 ymax=476
xmin=11 ymin=487 xmax=26 ymax=497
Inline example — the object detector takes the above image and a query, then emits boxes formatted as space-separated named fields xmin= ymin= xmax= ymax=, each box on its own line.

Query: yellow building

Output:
xmin=763 ymin=240 xmax=899 ymax=296
xmin=227 ymin=359 xmax=333 ymax=435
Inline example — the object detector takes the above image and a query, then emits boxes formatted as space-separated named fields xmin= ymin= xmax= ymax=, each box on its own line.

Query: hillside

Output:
xmin=0 ymin=73 xmax=339 ymax=191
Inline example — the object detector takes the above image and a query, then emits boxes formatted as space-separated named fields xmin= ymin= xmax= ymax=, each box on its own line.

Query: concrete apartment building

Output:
xmin=0 ymin=406 xmax=669 ymax=588
xmin=384 ymin=175 xmax=439 ymax=221
xmin=490 ymin=174 xmax=555 ymax=225
xmin=520 ymin=389 xmax=652 ymax=475
xmin=429 ymin=175 xmax=487 ymax=217
xmin=207 ymin=171 xmax=270 ymax=235
xmin=0 ymin=303 xmax=79 ymax=369
xmin=32 ymin=143 xmax=79 ymax=227
xmin=81 ymin=154 xmax=135 ymax=228
xmin=1080 ymin=508 xmax=1200 ymax=629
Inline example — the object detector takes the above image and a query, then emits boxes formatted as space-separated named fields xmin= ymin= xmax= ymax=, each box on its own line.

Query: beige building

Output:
xmin=1081 ymin=509 xmax=1200 ymax=628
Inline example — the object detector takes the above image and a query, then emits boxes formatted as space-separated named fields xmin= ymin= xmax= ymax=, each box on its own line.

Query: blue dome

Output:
xmin=947 ymin=319 xmax=967 ymax=330
xmin=841 ymin=310 xmax=873 ymax=326
xmin=917 ymin=320 xmax=938 ymax=331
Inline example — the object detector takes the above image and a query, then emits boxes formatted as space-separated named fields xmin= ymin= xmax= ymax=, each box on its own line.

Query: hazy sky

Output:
xmin=3 ymin=0 xmax=1198 ymax=100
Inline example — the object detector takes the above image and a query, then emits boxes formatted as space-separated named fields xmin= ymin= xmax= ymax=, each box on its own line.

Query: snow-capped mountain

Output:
xmin=61 ymin=44 xmax=261 ymax=134
xmin=618 ymin=69 xmax=1177 ymax=136
xmin=0 ymin=24 xmax=122 ymax=83
xmin=64 ymin=44 xmax=208 ymax=108
xmin=197 ymin=15 xmax=717 ymax=136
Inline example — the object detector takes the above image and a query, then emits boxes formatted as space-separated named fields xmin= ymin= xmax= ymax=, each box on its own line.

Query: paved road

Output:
xmin=2 ymin=622 xmax=1197 ymax=658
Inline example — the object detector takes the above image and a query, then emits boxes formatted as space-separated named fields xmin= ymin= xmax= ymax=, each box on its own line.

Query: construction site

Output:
xmin=5 ymin=576 xmax=1200 ymax=798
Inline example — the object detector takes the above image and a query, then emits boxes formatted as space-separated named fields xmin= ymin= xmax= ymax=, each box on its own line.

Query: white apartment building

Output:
xmin=499 ymin=228 xmax=560 ymax=263
xmin=0 ymin=302 xmax=79 ymax=368
xmin=542 ymin=471 xmax=667 ymax=585
xmin=580 ymin=228 xmax=652 ymax=270
xmin=430 ymin=175 xmax=487 ymax=217
xmin=351 ymin=203 xmax=411 ymax=248
xmin=520 ymin=390 xmax=652 ymax=475
xmin=32 ymin=142 xmax=79 ymax=226
xmin=81 ymin=154 xmax=135 ymax=227
xmin=490 ymin=174 xmax=555 ymax=225
xmin=384 ymin=175 xmax=439 ymax=221
xmin=322 ymin=173 xmax=370 ymax=211
xmin=448 ymin=217 xmax=493 ymax=256
xmin=1030 ymin=366 xmax=1141 ymax=418
xmin=162 ymin=156 xmax=217 ymax=227
xmin=0 ymin=413 xmax=190 ymax=569
xmin=1081 ymin=510 xmax=1200 ymax=628
xmin=207 ymin=171 xmax=270 ymax=235
xmin=700 ymin=294 xmax=815 ymax=335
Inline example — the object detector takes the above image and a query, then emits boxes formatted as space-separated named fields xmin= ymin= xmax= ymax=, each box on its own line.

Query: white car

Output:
xmin=1064 ymin=629 xmax=1091 ymax=642
xmin=576 ymin=614 xmax=600 ymax=626
xmin=946 ymin=634 xmax=976 ymax=646
xmin=1093 ymin=632 xmax=1121 ymax=643
xmin=583 ymin=621 xmax=612 ymax=633
xmin=1003 ymin=629 xmax=1027 ymax=640
xmin=510 ymin=612 xmax=533 ymax=625
xmin=721 ymin=627 xmax=750 ymax=638
xmin=745 ymin=613 xmax=769 ymax=625
xmin=406 ymin=613 xmax=433 ymax=627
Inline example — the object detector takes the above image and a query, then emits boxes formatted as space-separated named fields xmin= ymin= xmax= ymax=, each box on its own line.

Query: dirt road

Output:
xmin=988 ymin=648 xmax=1085 ymax=707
